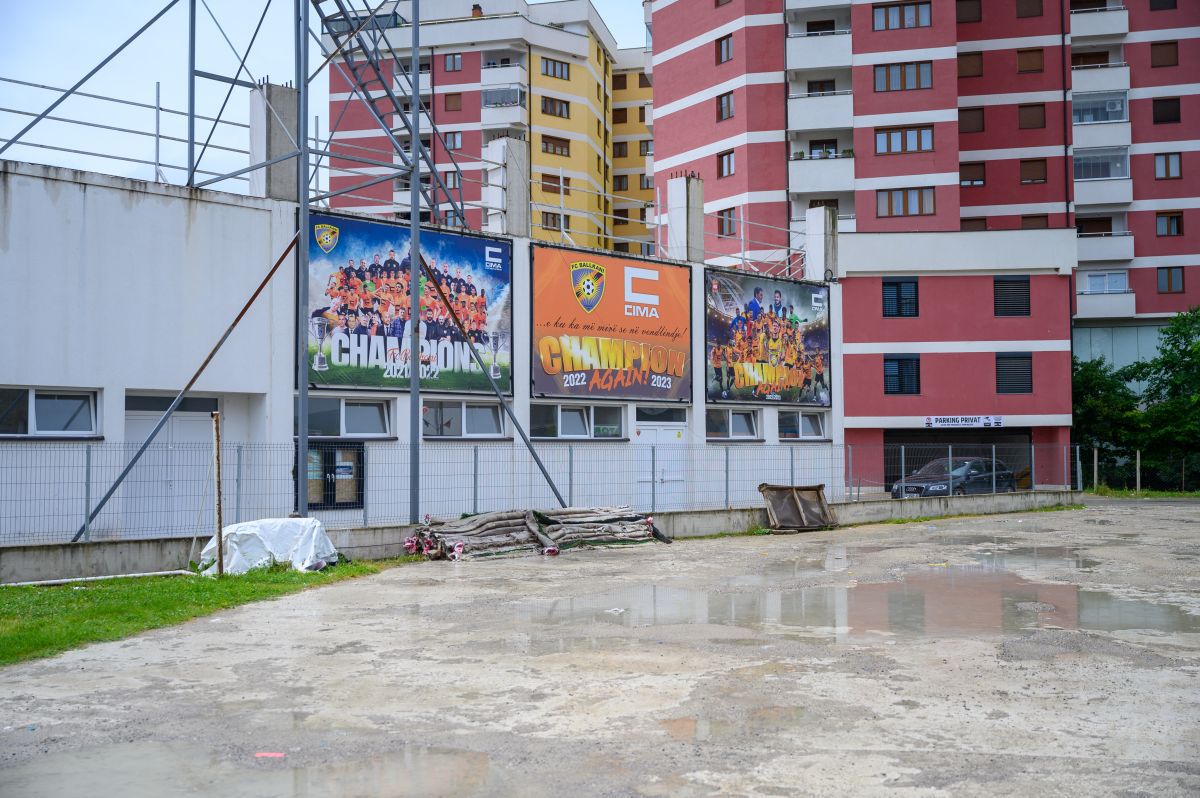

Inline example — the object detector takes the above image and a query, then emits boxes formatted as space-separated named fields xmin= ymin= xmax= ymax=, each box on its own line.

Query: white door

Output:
xmin=124 ymin=412 xmax=215 ymax=537
xmin=633 ymin=422 xmax=687 ymax=511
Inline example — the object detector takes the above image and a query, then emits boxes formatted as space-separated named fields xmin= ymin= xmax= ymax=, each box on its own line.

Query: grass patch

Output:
xmin=679 ymin=527 xmax=775 ymax=541
xmin=0 ymin=556 xmax=421 ymax=668
xmin=868 ymin=503 xmax=1085 ymax=525
xmin=1088 ymin=486 xmax=1200 ymax=499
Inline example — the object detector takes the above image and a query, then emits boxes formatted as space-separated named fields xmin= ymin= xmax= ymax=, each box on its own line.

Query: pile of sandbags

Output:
xmin=404 ymin=506 xmax=668 ymax=560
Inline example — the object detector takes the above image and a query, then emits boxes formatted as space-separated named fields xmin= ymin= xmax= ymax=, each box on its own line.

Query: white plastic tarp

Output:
xmin=200 ymin=517 xmax=338 ymax=576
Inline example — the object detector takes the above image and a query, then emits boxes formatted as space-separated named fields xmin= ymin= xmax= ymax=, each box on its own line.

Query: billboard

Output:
xmin=531 ymin=246 xmax=691 ymax=401
xmin=306 ymin=212 xmax=512 ymax=393
xmin=704 ymin=269 xmax=831 ymax=406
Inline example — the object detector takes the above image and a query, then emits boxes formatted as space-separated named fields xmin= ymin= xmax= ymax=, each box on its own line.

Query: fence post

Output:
xmin=361 ymin=445 xmax=369 ymax=527
xmin=650 ymin=445 xmax=657 ymax=513
xmin=1183 ymin=455 xmax=1187 ymax=492
xmin=211 ymin=412 xmax=224 ymax=577
xmin=1093 ymin=447 xmax=1098 ymax=490
xmin=234 ymin=444 xmax=244 ymax=523
xmin=1075 ymin=445 xmax=1082 ymax=491
xmin=83 ymin=444 xmax=93 ymax=542
xmin=1062 ymin=445 xmax=1069 ymax=492
xmin=1030 ymin=445 xmax=1036 ymax=492
xmin=472 ymin=446 xmax=479 ymax=514
xmin=1136 ymin=449 xmax=1141 ymax=493
xmin=847 ymin=444 xmax=853 ymax=501
xmin=991 ymin=444 xmax=997 ymax=494
xmin=789 ymin=445 xmax=795 ymax=487
xmin=899 ymin=445 xmax=906 ymax=495
xmin=725 ymin=446 xmax=733 ymax=509
xmin=948 ymin=444 xmax=953 ymax=495
xmin=568 ymin=445 xmax=574 ymax=506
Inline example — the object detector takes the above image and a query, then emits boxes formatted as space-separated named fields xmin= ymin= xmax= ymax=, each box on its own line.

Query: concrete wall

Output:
xmin=0 ymin=490 xmax=1080 ymax=583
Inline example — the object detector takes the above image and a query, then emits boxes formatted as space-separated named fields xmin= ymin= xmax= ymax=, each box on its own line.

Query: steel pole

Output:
xmin=84 ymin=445 xmax=92 ymax=542
xmin=1136 ymin=449 xmax=1141 ymax=493
xmin=295 ymin=0 xmax=311 ymax=516
xmin=1093 ymin=446 xmax=1098 ymax=489
xmin=408 ymin=0 xmax=423 ymax=524
xmin=187 ymin=0 xmax=196 ymax=185
xmin=1075 ymin=445 xmax=1082 ymax=491
xmin=154 ymin=81 xmax=162 ymax=182
xmin=992 ymin=444 xmax=997 ymax=494
xmin=212 ymin=411 xmax=224 ymax=576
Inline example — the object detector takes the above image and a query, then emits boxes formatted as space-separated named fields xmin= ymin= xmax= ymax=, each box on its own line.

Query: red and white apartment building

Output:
xmin=648 ymin=0 xmax=1197 ymax=471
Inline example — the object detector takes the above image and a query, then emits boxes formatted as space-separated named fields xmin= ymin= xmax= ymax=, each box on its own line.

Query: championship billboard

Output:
xmin=704 ymin=269 xmax=830 ymax=406
xmin=531 ymin=246 xmax=691 ymax=401
xmin=306 ymin=212 xmax=512 ymax=392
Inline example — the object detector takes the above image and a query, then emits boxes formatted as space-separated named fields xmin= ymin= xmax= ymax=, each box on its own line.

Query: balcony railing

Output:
xmin=786 ymin=29 xmax=851 ymax=37
xmin=1071 ymin=61 xmax=1128 ymax=70
xmin=787 ymin=89 xmax=852 ymax=99
xmin=789 ymin=150 xmax=854 ymax=160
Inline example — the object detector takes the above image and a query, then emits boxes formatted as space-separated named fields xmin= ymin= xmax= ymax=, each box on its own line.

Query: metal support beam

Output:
xmin=408 ymin=0 xmax=422 ymax=523
xmin=295 ymin=0 xmax=311 ymax=516
xmin=194 ymin=69 xmax=257 ymax=90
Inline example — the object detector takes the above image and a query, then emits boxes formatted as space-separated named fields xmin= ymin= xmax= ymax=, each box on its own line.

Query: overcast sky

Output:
xmin=0 ymin=0 xmax=644 ymax=186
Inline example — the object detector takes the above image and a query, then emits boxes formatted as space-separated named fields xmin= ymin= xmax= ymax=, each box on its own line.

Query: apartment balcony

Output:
xmin=1070 ymin=7 xmax=1129 ymax=40
xmin=786 ymin=31 xmax=852 ymax=71
xmin=1075 ymin=177 xmax=1133 ymax=205
xmin=481 ymin=103 xmax=527 ymax=128
xmin=1074 ymin=120 xmax=1131 ymax=149
xmin=789 ymin=153 xmax=854 ymax=194
xmin=1071 ymin=63 xmax=1129 ymax=93
xmin=786 ymin=0 xmax=849 ymax=10
xmin=790 ymin=215 xmax=856 ymax=239
xmin=392 ymin=70 xmax=431 ymax=95
xmin=391 ymin=110 xmax=435 ymax=133
xmin=481 ymin=63 xmax=527 ymax=86
xmin=1075 ymin=290 xmax=1136 ymax=320
xmin=787 ymin=91 xmax=852 ymax=132
xmin=1077 ymin=231 xmax=1134 ymax=261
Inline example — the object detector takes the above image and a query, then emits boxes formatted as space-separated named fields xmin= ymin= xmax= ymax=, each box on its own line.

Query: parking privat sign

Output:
xmin=924 ymin=416 xmax=1004 ymax=428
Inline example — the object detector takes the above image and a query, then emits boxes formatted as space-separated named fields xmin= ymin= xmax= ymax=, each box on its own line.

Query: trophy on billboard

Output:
xmin=309 ymin=314 xmax=330 ymax=372
xmin=487 ymin=327 xmax=510 ymax=379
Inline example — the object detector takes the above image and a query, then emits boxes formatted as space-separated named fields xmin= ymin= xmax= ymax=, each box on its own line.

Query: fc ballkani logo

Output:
xmin=570 ymin=261 xmax=605 ymax=313
xmin=314 ymin=224 xmax=339 ymax=253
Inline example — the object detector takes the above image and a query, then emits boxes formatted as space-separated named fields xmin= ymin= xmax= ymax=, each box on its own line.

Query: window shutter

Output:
xmin=884 ymin=355 xmax=920 ymax=394
xmin=1020 ymin=159 xmax=1047 ymax=183
xmin=958 ymin=53 xmax=983 ymax=77
xmin=1017 ymin=48 xmax=1044 ymax=73
xmin=960 ymin=107 xmax=984 ymax=133
xmin=994 ymin=276 xmax=1031 ymax=316
xmin=996 ymin=353 xmax=1033 ymax=394
xmin=1018 ymin=104 xmax=1045 ymax=129
xmin=1150 ymin=41 xmax=1178 ymax=68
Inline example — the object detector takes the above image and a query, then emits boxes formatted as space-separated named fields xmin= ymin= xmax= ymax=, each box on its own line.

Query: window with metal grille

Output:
xmin=1017 ymin=48 xmax=1044 ymax=73
xmin=994 ymin=276 xmax=1031 ymax=316
xmin=996 ymin=353 xmax=1033 ymax=394
xmin=882 ymin=278 xmax=919 ymax=317
xmin=883 ymin=355 xmax=920 ymax=395
xmin=874 ymin=61 xmax=933 ymax=91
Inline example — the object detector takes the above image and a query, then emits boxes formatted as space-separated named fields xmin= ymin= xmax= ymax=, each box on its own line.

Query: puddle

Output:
xmin=1 ymin=741 xmax=500 ymax=798
xmin=518 ymin=567 xmax=1200 ymax=641
xmin=660 ymin=707 xmax=806 ymax=742
xmin=974 ymin=546 xmax=1103 ymax=572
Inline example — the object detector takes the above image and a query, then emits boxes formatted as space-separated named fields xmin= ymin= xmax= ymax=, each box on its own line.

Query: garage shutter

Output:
xmin=994 ymin=276 xmax=1030 ymax=316
xmin=996 ymin=353 xmax=1033 ymax=394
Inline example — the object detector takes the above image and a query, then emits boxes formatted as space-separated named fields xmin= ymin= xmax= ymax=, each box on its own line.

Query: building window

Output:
xmin=1083 ymin=271 xmax=1128 ymax=294
xmin=996 ymin=353 xmax=1033 ymax=394
xmin=1015 ymin=0 xmax=1042 ymax=17
xmin=958 ymin=52 xmax=983 ymax=78
xmin=541 ymin=173 xmax=570 ymax=194
xmin=444 ymin=93 xmax=463 ymax=112
xmin=613 ymin=107 xmax=628 ymax=124
xmin=961 ymin=217 xmax=987 ymax=231
xmin=531 ymin=404 xmax=624 ymax=439
xmin=541 ymin=57 xmax=570 ymax=80
xmin=542 ymin=211 xmax=568 ymax=232
xmin=876 ymin=187 xmax=935 ymax=217
xmin=1151 ymin=41 xmax=1179 ymax=68
xmin=883 ymin=355 xmax=920 ymax=395
xmin=639 ymin=105 xmax=647 ymax=123
xmin=444 ymin=53 xmax=462 ymax=72
xmin=956 ymin=0 xmax=982 ymax=22
xmin=1077 ymin=216 xmax=1113 ymax=235
xmin=444 ymin=132 xmax=462 ymax=150
xmin=779 ymin=411 xmax=826 ymax=439
xmin=613 ymin=141 xmax=628 ymax=158
xmin=716 ymin=0 xmax=731 ymax=6
xmin=1021 ymin=215 xmax=1049 ymax=229
xmin=882 ymin=277 xmax=919 ymax=317
xmin=1074 ymin=146 xmax=1129 ymax=180
xmin=614 ymin=243 xmax=630 ymax=252
xmin=639 ymin=139 xmax=654 ymax=156
xmin=0 ymin=388 xmax=97 ymax=437
xmin=717 ymin=149 xmax=735 ymax=177
xmin=613 ymin=174 xmax=629 ymax=191
xmin=874 ymin=61 xmax=933 ymax=91
xmin=875 ymin=125 xmax=933 ymax=154
xmin=873 ymin=2 xmax=931 ymax=30
xmin=1018 ymin=103 xmax=1046 ymax=129
xmin=959 ymin=107 xmax=984 ymax=132
xmin=443 ymin=170 xmax=460 ymax=190
xmin=613 ymin=74 xmax=628 ymax=90
xmin=303 ymin=396 xmax=390 ymax=438
xmin=481 ymin=87 xmax=526 ymax=108
xmin=1158 ymin=266 xmax=1184 ymax=293
xmin=1073 ymin=91 xmax=1126 ymax=123
xmin=809 ymin=139 xmax=838 ymax=157
xmin=541 ymin=134 xmax=570 ymax=156
xmin=1153 ymin=98 xmax=1181 ymax=124
xmin=1150 ymin=0 xmax=1176 ymax=9
xmin=960 ymin=162 xmax=985 ymax=187
xmin=1156 ymin=211 xmax=1183 ymax=237
xmin=716 ymin=34 xmax=733 ymax=64
xmin=303 ymin=443 xmax=364 ymax=510
xmin=1020 ymin=158 xmax=1047 ymax=184
xmin=716 ymin=91 xmax=734 ymax=120
xmin=994 ymin=276 xmax=1031 ymax=316
xmin=541 ymin=96 xmax=570 ymax=118
xmin=717 ymin=208 xmax=736 ymax=237
xmin=423 ymin=401 xmax=503 ymax=438
xmin=614 ymin=208 xmax=629 ymax=225
xmin=706 ymin=408 xmax=758 ymax=439
xmin=807 ymin=79 xmax=836 ymax=96
xmin=1155 ymin=152 xmax=1182 ymax=179
xmin=639 ymin=73 xmax=652 ymax=88
xmin=1017 ymin=48 xmax=1044 ymax=73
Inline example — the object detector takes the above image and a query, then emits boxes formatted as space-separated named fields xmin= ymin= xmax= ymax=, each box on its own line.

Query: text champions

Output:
xmin=537 ymin=334 xmax=687 ymax=393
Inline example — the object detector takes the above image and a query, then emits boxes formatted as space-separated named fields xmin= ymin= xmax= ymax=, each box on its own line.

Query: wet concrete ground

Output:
xmin=1 ymin=498 xmax=1198 ymax=796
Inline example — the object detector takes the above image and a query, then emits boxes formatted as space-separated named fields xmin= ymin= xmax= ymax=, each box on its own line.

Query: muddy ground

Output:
xmin=1 ymin=498 xmax=1198 ymax=796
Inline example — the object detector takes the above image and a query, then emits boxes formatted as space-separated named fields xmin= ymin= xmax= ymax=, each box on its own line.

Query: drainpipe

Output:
xmin=1059 ymin=0 xmax=1071 ymax=224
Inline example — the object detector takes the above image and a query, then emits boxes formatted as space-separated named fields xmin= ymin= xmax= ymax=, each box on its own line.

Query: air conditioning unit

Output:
xmin=1105 ymin=100 xmax=1124 ymax=112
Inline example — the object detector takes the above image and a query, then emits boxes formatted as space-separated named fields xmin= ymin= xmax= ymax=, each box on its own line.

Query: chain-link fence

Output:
xmin=0 ymin=440 xmax=1084 ymax=546
xmin=1087 ymin=448 xmax=1198 ymax=493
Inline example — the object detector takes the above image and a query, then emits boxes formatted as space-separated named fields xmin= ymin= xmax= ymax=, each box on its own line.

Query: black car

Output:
xmin=891 ymin=457 xmax=1016 ymax=498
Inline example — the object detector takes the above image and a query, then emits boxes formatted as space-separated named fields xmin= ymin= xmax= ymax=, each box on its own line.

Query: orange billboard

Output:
xmin=531 ymin=245 xmax=691 ymax=400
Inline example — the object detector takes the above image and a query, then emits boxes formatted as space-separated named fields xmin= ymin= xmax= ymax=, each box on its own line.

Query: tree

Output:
xmin=1071 ymin=355 xmax=1143 ymax=452
xmin=1125 ymin=307 xmax=1200 ymax=456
